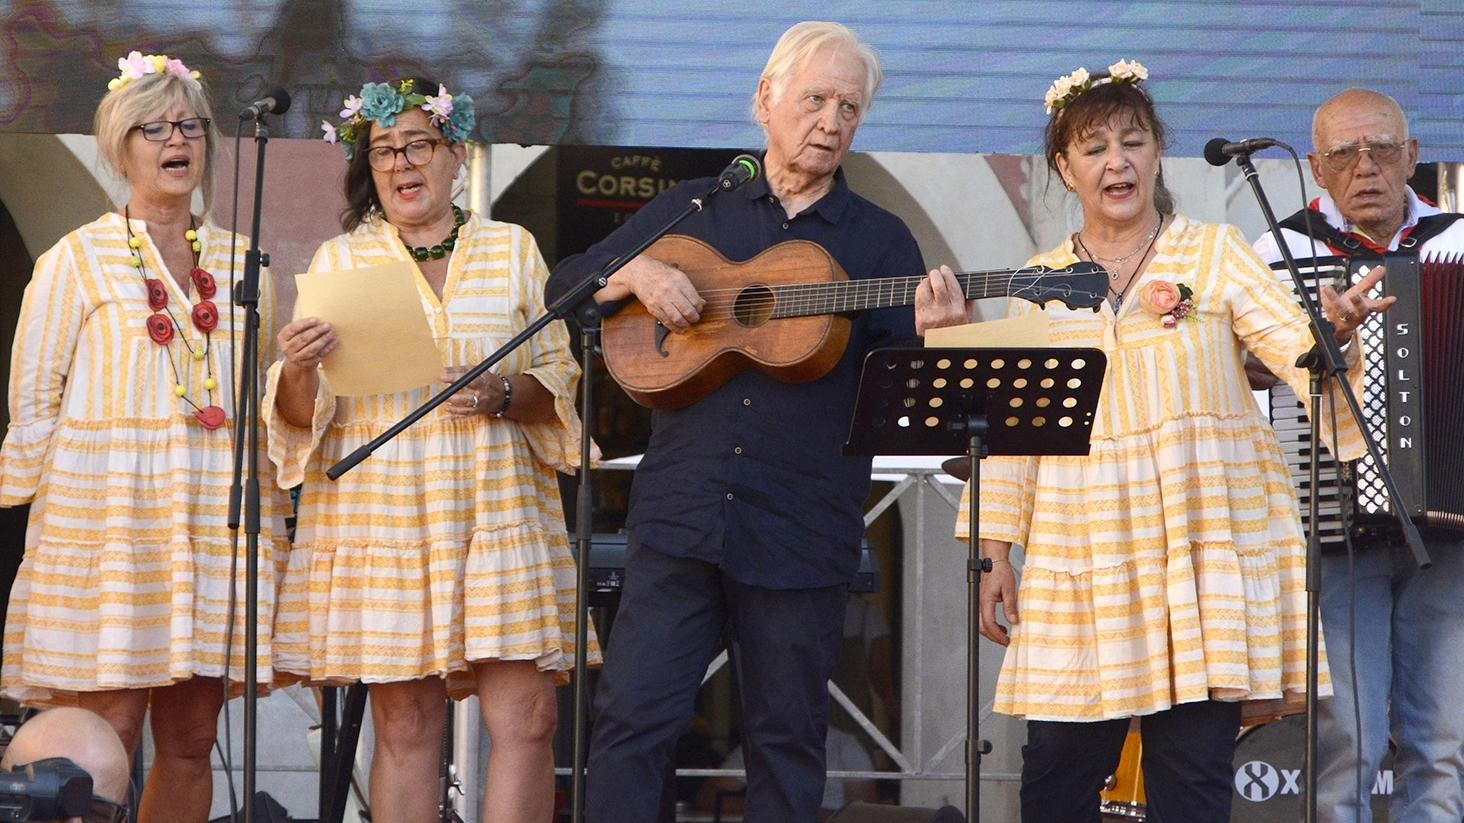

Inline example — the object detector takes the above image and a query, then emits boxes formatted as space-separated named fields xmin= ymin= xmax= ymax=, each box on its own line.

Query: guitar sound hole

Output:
xmin=733 ymin=285 xmax=775 ymax=327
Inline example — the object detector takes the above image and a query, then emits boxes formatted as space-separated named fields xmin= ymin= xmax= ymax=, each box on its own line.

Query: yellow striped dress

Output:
xmin=263 ymin=213 xmax=599 ymax=694
xmin=962 ymin=215 xmax=1366 ymax=722
xmin=0 ymin=212 xmax=289 ymax=702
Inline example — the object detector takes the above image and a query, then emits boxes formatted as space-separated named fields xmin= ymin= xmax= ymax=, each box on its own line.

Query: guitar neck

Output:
xmin=769 ymin=270 xmax=1047 ymax=318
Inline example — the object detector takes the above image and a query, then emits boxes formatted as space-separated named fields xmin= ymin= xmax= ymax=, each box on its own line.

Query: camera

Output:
xmin=0 ymin=757 xmax=122 ymax=823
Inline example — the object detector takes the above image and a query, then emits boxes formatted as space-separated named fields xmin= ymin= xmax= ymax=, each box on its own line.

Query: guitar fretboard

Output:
xmin=767 ymin=265 xmax=1103 ymax=318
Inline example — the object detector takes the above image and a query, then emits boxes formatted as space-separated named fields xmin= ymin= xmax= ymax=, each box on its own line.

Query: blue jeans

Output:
xmin=1316 ymin=534 xmax=1464 ymax=822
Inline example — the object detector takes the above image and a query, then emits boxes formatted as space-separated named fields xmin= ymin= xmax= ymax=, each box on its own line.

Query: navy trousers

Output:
xmin=584 ymin=540 xmax=848 ymax=823
xmin=1020 ymin=699 xmax=1242 ymax=823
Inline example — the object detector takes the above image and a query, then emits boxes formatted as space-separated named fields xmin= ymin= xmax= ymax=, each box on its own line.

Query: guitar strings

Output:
xmin=672 ymin=268 xmax=1103 ymax=316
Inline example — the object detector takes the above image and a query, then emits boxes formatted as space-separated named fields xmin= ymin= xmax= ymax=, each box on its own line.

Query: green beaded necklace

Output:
xmin=402 ymin=205 xmax=466 ymax=261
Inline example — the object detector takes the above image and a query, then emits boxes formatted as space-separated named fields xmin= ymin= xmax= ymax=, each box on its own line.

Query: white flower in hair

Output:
xmin=1044 ymin=66 xmax=1091 ymax=115
xmin=1108 ymin=59 xmax=1149 ymax=82
xmin=1043 ymin=60 xmax=1146 ymax=115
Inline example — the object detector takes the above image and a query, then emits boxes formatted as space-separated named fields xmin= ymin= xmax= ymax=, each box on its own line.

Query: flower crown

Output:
xmin=108 ymin=50 xmax=201 ymax=92
xmin=321 ymin=78 xmax=476 ymax=160
xmin=1043 ymin=59 xmax=1149 ymax=115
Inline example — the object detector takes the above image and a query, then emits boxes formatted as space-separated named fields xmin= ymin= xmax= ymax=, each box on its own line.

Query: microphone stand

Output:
xmin=326 ymin=177 xmax=736 ymax=823
xmin=227 ymin=111 xmax=273 ymax=823
xmin=1233 ymin=150 xmax=1430 ymax=823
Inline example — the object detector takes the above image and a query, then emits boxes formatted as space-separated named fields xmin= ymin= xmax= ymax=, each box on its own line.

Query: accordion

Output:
xmin=1266 ymin=253 xmax=1464 ymax=549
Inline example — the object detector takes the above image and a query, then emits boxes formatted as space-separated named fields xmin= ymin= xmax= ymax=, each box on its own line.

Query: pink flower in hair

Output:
xmin=421 ymin=85 xmax=454 ymax=125
xmin=118 ymin=51 xmax=149 ymax=82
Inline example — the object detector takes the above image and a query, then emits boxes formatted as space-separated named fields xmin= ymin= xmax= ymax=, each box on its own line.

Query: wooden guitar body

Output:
xmin=598 ymin=235 xmax=1107 ymax=410
xmin=601 ymin=235 xmax=850 ymax=409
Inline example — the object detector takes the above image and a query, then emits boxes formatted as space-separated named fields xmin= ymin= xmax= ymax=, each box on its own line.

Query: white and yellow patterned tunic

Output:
xmin=1 ymin=212 xmax=288 ymax=702
xmin=264 ymin=213 xmax=598 ymax=693
xmin=963 ymin=215 xmax=1365 ymax=722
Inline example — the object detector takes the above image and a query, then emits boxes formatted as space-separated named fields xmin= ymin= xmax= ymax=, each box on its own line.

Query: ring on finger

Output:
xmin=468 ymin=394 xmax=479 ymax=407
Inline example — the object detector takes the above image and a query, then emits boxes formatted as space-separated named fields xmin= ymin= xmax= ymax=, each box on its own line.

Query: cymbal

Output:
xmin=941 ymin=456 xmax=971 ymax=482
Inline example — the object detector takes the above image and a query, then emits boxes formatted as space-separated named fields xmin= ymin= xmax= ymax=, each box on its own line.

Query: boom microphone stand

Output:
xmin=327 ymin=154 xmax=762 ymax=823
xmin=1228 ymin=145 xmax=1429 ymax=823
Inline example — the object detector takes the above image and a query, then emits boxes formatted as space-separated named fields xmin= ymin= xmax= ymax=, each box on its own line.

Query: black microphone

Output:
xmin=717 ymin=154 xmax=761 ymax=192
xmin=1204 ymin=136 xmax=1287 ymax=166
xmin=239 ymin=87 xmax=291 ymax=119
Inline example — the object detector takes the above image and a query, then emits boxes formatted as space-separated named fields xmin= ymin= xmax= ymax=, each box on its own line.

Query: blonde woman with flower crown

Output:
xmin=916 ymin=61 xmax=1393 ymax=822
xmin=0 ymin=52 xmax=287 ymax=822
xmin=265 ymin=76 xmax=594 ymax=823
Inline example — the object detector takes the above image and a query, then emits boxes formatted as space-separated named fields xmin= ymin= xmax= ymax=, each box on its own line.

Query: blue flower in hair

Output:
xmin=358 ymin=82 xmax=405 ymax=126
xmin=441 ymin=93 xmax=476 ymax=143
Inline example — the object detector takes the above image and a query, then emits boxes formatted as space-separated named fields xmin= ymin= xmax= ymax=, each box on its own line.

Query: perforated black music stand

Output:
xmin=844 ymin=346 xmax=1106 ymax=822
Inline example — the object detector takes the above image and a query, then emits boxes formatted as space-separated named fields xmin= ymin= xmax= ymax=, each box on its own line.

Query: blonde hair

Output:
xmin=94 ymin=70 xmax=219 ymax=214
xmin=750 ymin=21 xmax=882 ymax=126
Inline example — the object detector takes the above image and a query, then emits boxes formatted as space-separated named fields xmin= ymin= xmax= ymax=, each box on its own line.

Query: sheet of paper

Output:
xmin=294 ymin=262 xmax=443 ymax=397
xmin=923 ymin=312 xmax=1051 ymax=348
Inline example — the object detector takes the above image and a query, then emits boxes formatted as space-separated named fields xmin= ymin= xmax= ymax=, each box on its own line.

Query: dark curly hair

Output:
xmin=340 ymin=76 xmax=450 ymax=232
xmin=1043 ymin=79 xmax=1175 ymax=216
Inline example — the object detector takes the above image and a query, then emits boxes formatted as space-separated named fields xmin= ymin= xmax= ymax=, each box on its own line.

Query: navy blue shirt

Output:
xmin=548 ymin=168 xmax=922 ymax=588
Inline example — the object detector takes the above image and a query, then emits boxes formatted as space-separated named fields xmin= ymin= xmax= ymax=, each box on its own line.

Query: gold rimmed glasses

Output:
xmin=1320 ymin=139 xmax=1406 ymax=172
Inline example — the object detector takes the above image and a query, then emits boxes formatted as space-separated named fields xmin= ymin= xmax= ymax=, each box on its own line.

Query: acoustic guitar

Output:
xmin=600 ymin=235 xmax=1106 ymax=409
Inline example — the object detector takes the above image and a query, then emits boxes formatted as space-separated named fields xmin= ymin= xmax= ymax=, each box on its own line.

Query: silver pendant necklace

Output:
xmin=1076 ymin=213 xmax=1163 ymax=276
xmin=1075 ymin=213 xmax=1165 ymax=310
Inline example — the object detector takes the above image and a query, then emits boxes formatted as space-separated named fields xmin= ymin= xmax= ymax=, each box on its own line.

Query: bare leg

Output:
xmin=368 ymin=678 xmax=448 ymax=823
xmin=475 ymin=660 xmax=557 ymax=823
xmin=139 ymin=676 xmax=226 ymax=823
xmin=75 ymin=688 xmax=149 ymax=771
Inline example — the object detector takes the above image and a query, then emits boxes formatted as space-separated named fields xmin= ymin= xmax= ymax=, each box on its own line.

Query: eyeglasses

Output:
xmin=131 ymin=117 xmax=210 ymax=142
xmin=1320 ymin=140 xmax=1406 ymax=172
xmin=366 ymin=139 xmax=446 ymax=172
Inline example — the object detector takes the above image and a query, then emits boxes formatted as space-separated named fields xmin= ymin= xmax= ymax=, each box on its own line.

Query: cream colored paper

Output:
xmin=294 ymin=262 xmax=442 ymax=397
xmin=924 ymin=312 xmax=1051 ymax=348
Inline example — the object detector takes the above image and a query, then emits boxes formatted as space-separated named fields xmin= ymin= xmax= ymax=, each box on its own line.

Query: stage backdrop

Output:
xmin=2 ymin=0 xmax=1462 ymax=159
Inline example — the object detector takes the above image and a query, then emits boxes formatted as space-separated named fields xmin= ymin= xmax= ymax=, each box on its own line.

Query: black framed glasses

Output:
xmin=1320 ymin=139 xmax=1406 ymax=172
xmin=366 ymin=138 xmax=446 ymax=172
xmin=131 ymin=117 xmax=210 ymax=142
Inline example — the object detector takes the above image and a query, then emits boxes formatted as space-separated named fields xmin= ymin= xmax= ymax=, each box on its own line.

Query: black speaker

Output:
xmin=827 ymin=801 xmax=966 ymax=823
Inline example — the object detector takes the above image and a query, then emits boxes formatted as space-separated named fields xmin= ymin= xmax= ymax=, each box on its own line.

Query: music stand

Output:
xmin=844 ymin=346 xmax=1106 ymax=822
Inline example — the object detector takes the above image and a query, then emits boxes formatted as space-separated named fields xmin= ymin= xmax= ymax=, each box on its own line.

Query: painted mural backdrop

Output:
xmin=2 ymin=0 xmax=1463 ymax=160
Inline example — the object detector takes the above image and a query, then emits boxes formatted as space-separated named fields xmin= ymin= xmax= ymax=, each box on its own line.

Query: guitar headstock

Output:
xmin=1011 ymin=262 xmax=1108 ymax=310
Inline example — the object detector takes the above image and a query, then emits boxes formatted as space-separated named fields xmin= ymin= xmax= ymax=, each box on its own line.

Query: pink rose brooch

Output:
xmin=1137 ymin=280 xmax=1194 ymax=327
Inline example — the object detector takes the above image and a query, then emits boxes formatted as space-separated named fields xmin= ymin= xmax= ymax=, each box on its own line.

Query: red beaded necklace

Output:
xmin=124 ymin=207 xmax=226 ymax=430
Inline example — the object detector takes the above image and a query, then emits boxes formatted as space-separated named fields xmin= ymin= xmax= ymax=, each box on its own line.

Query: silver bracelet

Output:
xmin=492 ymin=374 xmax=513 ymax=418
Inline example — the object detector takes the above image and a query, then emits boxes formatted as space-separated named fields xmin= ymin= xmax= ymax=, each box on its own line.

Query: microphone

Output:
xmin=239 ymin=87 xmax=292 ymax=119
xmin=717 ymin=154 xmax=761 ymax=192
xmin=1204 ymin=136 xmax=1286 ymax=166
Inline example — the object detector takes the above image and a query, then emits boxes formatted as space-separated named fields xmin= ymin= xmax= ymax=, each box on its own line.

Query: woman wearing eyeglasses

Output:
xmin=0 ymin=51 xmax=286 ymax=822
xmin=265 ymin=77 xmax=594 ymax=823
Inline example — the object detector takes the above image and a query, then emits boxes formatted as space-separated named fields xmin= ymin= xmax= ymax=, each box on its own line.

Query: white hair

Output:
xmin=749 ymin=21 xmax=883 ymax=126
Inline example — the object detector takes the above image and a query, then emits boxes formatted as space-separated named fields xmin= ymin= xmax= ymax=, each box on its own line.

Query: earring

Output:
xmin=1064 ymin=180 xmax=1075 ymax=192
